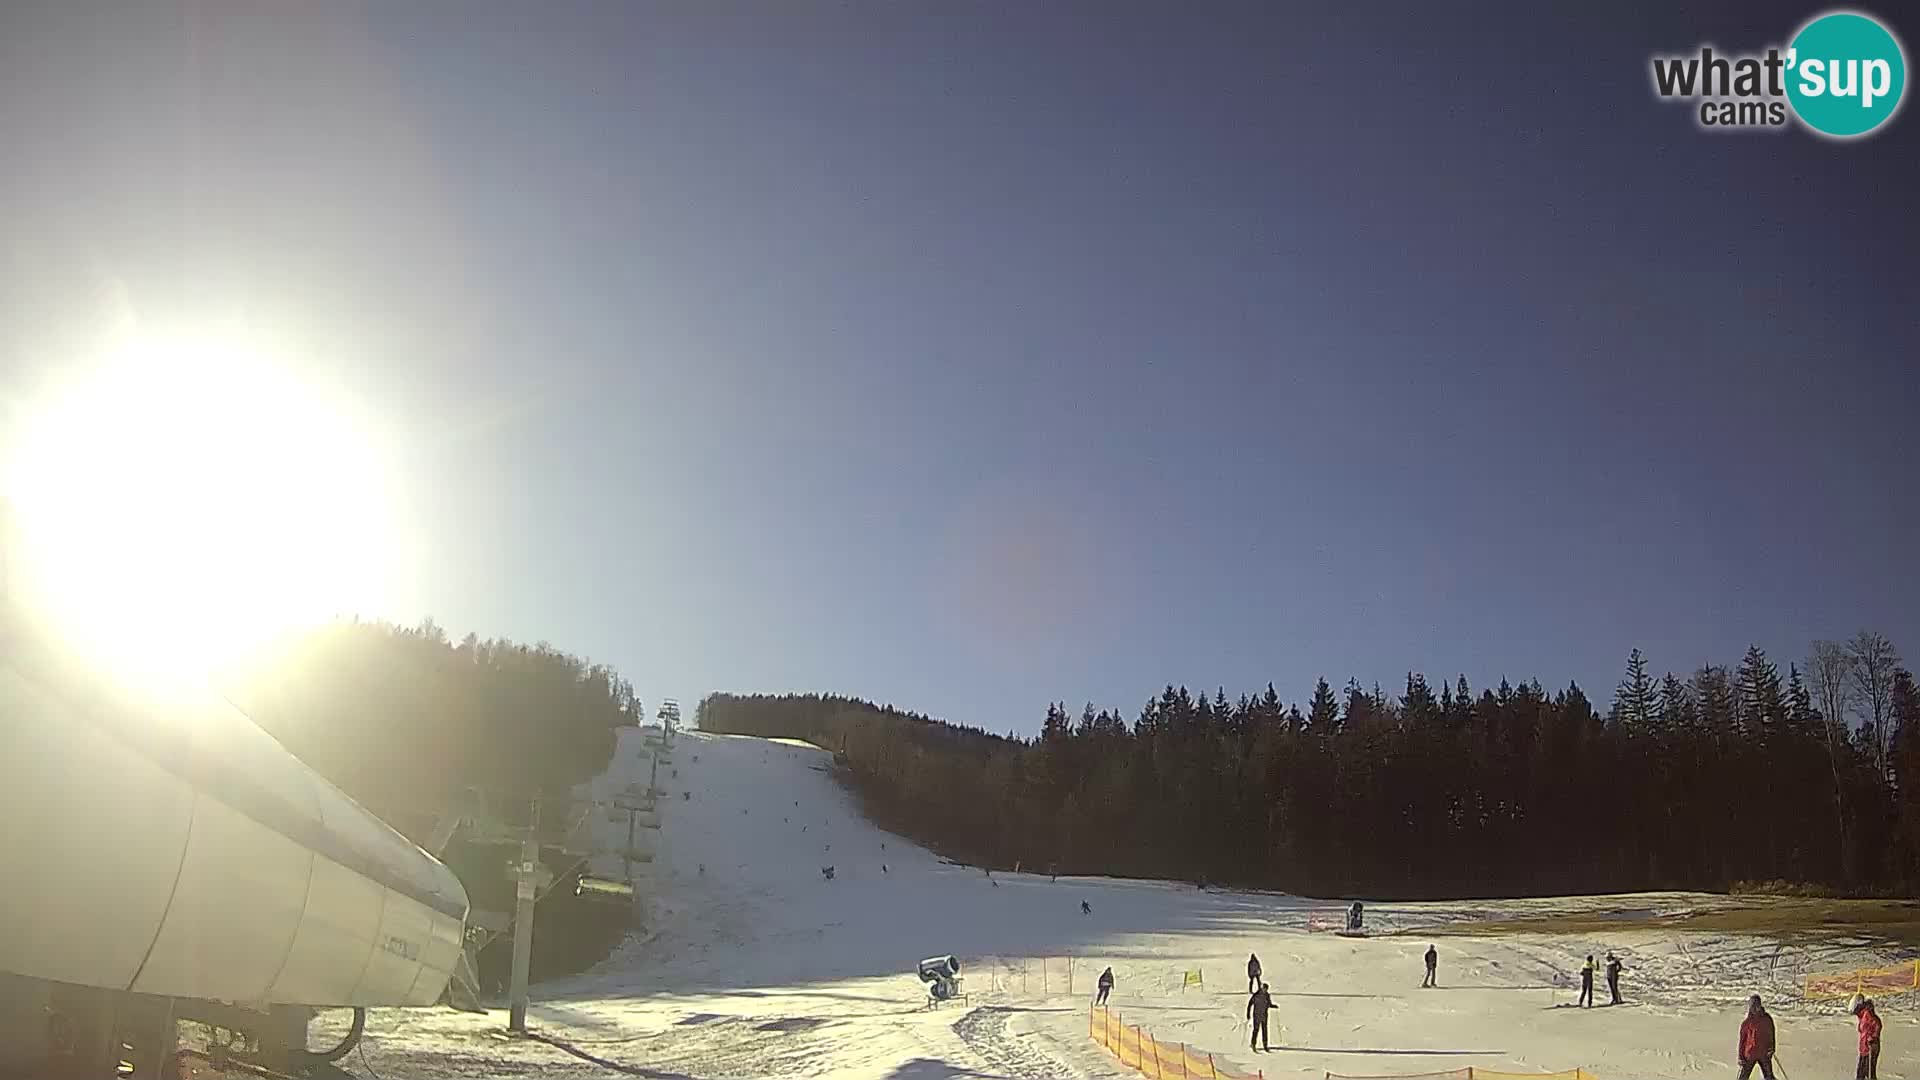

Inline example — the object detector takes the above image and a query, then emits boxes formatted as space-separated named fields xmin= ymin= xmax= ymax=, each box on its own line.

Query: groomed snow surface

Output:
xmin=329 ymin=731 xmax=1913 ymax=1079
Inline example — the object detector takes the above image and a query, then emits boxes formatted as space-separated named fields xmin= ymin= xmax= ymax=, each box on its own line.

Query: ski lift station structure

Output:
xmin=0 ymin=500 xmax=471 ymax=1076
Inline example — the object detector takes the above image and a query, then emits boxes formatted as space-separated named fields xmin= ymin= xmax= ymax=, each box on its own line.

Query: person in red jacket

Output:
xmin=1851 ymin=994 xmax=1882 ymax=1080
xmin=1737 ymin=995 xmax=1776 ymax=1080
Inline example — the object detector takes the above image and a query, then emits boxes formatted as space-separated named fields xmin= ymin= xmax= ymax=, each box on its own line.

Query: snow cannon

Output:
xmin=916 ymin=955 xmax=963 ymax=1002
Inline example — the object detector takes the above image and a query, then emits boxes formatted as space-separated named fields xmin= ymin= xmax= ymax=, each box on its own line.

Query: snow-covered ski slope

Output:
xmin=338 ymin=730 xmax=1912 ymax=1079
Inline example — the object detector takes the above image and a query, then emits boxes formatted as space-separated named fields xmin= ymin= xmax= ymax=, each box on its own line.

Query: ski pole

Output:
xmin=1773 ymin=1051 xmax=1790 ymax=1080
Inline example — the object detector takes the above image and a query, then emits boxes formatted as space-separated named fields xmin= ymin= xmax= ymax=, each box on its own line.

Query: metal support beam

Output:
xmin=508 ymin=798 xmax=540 ymax=1033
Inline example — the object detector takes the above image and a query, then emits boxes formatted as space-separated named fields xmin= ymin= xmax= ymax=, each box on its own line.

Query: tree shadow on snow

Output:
xmin=677 ymin=987 xmax=899 ymax=1004
xmin=1428 ymin=984 xmax=1561 ymax=991
xmin=884 ymin=1059 xmax=1019 ymax=1080
xmin=754 ymin=1016 xmax=833 ymax=1032
xmin=529 ymin=999 xmax=629 ymax=1033
xmin=526 ymin=1031 xmax=705 ymax=1079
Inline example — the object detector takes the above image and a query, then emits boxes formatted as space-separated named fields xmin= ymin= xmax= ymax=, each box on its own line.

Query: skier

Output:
xmin=1423 ymin=945 xmax=1438 ymax=988
xmin=1096 ymin=967 xmax=1114 ymax=1006
xmin=1247 ymin=953 xmax=1262 ymax=994
xmin=1578 ymin=955 xmax=1595 ymax=1007
xmin=1246 ymin=981 xmax=1274 ymax=1052
xmin=1081 ymin=900 xmax=1092 ymax=915
xmin=882 ymin=864 xmax=889 ymax=874
xmin=821 ymin=865 xmax=835 ymax=880
xmin=1851 ymin=994 xmax=1882 ymax=1080
xmin=1737 ymin=995 xmax=1777 ymax=1080
xmin=1605 ymin=952 xmax=1624 ymax=1005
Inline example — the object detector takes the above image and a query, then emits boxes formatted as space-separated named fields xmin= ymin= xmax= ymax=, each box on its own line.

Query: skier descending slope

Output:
xmin=1246 ymin=953 xmax=1261 ymax=993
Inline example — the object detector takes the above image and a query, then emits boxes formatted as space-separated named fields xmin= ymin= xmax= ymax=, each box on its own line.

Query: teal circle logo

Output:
xmin=1786 ymin=11 xmax=1907 ymax=138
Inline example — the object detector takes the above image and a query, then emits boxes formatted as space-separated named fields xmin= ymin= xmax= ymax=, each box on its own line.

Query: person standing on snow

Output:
xmin=1246 ymin=981 xmax=1274 ymax=1052
xmin=1851 ymin=994 xmax=1882 ymax=1080
xmin=1578 ymin=955 xmax=1595 ymax=1007
xmin=1605 ymin=952 xmax=1624 ymax=1005
xmin=1422 ymin=945 xmax=1438 ymax=988
xmin=1096 ymin=967 xmax=1114 ymax=1006
xmin=1737 ymin=995 xmax=1777 ymax=1080
xmin=1247 ymin=954 xmax=1262 ymax=993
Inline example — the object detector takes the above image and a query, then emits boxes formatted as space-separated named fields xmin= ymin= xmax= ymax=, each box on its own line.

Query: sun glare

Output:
xmin=3 ymin=331 xmax=400 ymax=691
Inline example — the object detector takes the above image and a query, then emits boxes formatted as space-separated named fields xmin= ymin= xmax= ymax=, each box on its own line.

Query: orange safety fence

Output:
xmin=1090 ymin=1004 xmax=1263 ymax=1080
xmin=1804 ymin=960 xmax=1919 ymax=1001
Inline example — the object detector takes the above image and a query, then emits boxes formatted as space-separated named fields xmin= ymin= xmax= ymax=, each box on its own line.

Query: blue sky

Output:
xmin=3 ymin=2 xmax=1915 ymax=733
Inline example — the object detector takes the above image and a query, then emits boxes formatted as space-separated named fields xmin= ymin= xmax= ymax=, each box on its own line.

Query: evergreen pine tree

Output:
xmin=1786 ymin=664 xmax=1817 ymax=738
xmin=1612 ymin=648 xmax=1656 ymax=730
xmin=1308 ymin=677 xmax=1340 ymax=735
xmin=1403 ymin=672 xmax=1438 ymax=727
xmin=1735 ymin=645 xmax=1785 ymax=745
xmin=1656 ymin=673 xmax=1694 ymax=734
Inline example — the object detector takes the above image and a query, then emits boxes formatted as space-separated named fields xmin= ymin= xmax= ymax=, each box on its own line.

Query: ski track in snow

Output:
xmin=319 ymin=728 xmax=1918 ymax=1080
xmin=952 ymin=1006 xmax=1084 ymax=1080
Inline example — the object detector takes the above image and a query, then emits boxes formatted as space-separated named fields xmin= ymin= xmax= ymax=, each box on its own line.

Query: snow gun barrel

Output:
xmin=917 ymin=955 xmax=960 ymax=982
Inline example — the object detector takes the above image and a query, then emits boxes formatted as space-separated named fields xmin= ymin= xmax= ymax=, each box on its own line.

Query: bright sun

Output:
xmin=4 ymin=330 xmax=400 ymax=689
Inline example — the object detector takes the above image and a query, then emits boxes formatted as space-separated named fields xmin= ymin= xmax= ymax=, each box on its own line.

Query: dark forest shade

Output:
xmin=236 ymin=619 xmax=641 ymax=982
xmin=236 ymin=619 xmax=639 ymax=823
xmin=699 ymin=638 xmax=1920 ymax=899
